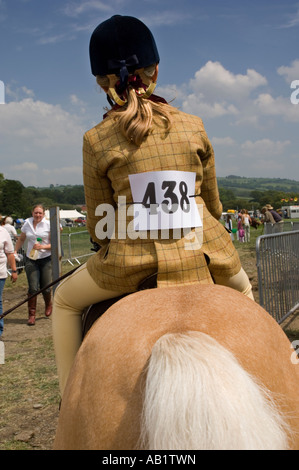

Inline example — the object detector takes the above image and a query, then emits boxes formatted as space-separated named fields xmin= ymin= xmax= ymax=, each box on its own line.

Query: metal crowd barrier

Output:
xmin=256 ymin=230 xmax=299 ymax=323
xmin=264 ymin=221 xmax=299 ymax=234
xmin=61 ymin=230 xmax=94 ymax=265
xmin=12 ymin=231 xmax=94 ymax=272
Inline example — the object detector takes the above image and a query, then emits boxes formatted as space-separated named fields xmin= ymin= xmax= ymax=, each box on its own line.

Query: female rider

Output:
xmin=52 ymin=15 xmax=254 ymax=395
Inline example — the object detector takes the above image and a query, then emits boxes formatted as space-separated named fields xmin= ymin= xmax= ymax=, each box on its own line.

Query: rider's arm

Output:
xmin=198 ymin=129 xmax=223 ymax=220
xmin=83 ymin=132 xmax=115 ymax=245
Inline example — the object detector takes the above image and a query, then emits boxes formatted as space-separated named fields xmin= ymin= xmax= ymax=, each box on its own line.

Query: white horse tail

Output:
xmin=140 ymin=331 xmax=290 ymax=450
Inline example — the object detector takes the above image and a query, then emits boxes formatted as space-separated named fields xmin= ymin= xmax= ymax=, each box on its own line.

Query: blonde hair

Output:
xmin=96 ymin=64 xmax=174 ymax=146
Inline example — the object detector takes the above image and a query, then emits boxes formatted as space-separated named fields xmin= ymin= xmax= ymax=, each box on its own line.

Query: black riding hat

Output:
xmin=89 ymin=15 xmax=160 ymax=78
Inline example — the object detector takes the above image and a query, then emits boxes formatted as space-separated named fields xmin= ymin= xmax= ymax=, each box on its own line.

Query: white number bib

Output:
xmin=129 ymin=170 xmax=202 ymax=231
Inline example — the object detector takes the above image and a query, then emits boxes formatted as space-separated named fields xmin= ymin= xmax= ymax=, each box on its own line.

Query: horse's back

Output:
xmin=54 ymin=284 xmax=299 ymax=450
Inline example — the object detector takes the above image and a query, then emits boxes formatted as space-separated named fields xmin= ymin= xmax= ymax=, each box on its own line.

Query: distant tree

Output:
xmin=249 ymin=190 xmax=286 ymax=210
xmin=219 ymin=188 xmax=235 ymax=204
xmin=60 ymin=186 xmax=85 ymax=205
xmin=0 ymin=179 xmax=27 ymax=216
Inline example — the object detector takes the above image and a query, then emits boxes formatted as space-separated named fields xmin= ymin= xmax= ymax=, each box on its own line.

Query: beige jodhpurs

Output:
xmin=52 ymin=263 xmax=124 ymax=395
xmin=213 ymin=267 xmax=254 ymax=300
xmin=52 ymin=263 xmax=254 ymax=396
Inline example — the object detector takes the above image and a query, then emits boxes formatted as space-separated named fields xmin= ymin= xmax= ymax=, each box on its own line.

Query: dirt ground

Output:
xmin=0 ymin=254 xmax=298 ymax=450
xmin=0 ymin=285 xmax=59 ymax=450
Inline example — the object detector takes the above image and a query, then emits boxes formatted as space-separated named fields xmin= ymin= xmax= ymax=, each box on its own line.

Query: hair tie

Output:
xmin=108 ymin=87 xmax=127 ymax=106
xmin=141 ymin=81 xmax=156 ymax=98
xmin=108 ymin=55 xmax=139 ymax=93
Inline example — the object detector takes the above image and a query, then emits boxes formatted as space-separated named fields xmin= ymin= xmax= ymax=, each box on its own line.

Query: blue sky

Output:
xmin=0 ymin=0 xmax=299 ymax=187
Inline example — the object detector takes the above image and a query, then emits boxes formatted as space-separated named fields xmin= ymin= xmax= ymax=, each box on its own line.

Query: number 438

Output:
xmin=142 ymin=180 xmax=191 ymax=214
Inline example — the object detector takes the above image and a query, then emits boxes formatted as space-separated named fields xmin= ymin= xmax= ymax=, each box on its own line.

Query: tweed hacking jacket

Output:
xmin=84 ymin=107 xmax=241 ymax=294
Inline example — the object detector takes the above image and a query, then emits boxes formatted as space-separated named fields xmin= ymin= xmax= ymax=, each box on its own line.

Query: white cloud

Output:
xmin=62 ymin=1 xmax=111 ymax=18
xmin=241 ymin=138 xmax=291 ymax=157
xmin=6 ymin=83 xmax=35 ymax=101
xmin=42 ymin=166 xmax=82 ymax=175
xmin=37 ymin=33 xmax=75 ymax=45
xmin=141 ymin=11 xmax=194 ymax=27
xmin=162 ymin=60 xmax=299 ymax=129
xmin=214 ymin=138 xmax=292 ymax=177
xmin=0 ymin=98 xmax=86 ymax=186
xmin=171 ymin=61 xmax=298 ymax=178
xmin=280 ymin=6 xmax=299 ymax=28
xmin=156 ymin=84 xmax=187 ymax=104
xmin=2 ymin=58 xmax=299 ymax=187
xmin=69 ymin=94 xmax=87 ymax=113
xmin=249 ymin=158 xmax=286 ymax=173
xmin=70 ymin=94 xmax=81 ymax=105
xmin=238 ymin=138 xmax=291 ymax=175
xmin=254 ymin=93 xmax=299 ymax=122
xmin=211 ymin=137 xmax=236 ymax=146
xmin=277 ymin=59 xmax=299 ymax=83
xmin=180 ymin=61 xmax=267 ymax=119
xmin=189 ymin=61 xmax=267 ymax=101
xmin=11 ymin=162 xmax=38 ymax=171
xmin=183 ymin=96 xmax=239 ymax=119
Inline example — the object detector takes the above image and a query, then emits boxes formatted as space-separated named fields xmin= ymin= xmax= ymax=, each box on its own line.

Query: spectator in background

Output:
xmin=241 ymin=209 xmax=251 ymax=243
xmin=237 ymin=217 xmax=245 ymax=242
xmin=225 ymin=214 xmax=235 ymax=241
xmin=3 ymin=216 xmax=18 ymax=242
xmin=261 ymin=206 xmax=275 ymax=225
xmin=0 ymin=225 xmax=18 ymax=337
xmin=265 ymin=204 xmax=284 ymax=232
xmin=14 ymin=204 xmax=52 ymax=326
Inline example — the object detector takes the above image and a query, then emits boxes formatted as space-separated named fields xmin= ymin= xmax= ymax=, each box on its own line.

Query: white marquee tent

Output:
xmin=44 ymin=209 xmax=86 ymax=221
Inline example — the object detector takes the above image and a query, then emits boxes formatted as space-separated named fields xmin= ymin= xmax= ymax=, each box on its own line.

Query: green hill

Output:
xmin=217 ymin=176 xmax=299 ymax=198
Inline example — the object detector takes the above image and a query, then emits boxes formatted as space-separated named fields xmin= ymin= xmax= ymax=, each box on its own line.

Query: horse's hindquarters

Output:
xmin=54 ymin=284 xmax=299 ymax=450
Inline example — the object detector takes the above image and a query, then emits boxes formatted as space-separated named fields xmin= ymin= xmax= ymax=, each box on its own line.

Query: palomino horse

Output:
xmin=54 ymin=284 xmax=299 ymax=450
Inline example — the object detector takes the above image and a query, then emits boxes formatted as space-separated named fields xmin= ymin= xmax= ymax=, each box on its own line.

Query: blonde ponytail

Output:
xmin=96 ymin=65 xmax=174 ymax=146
